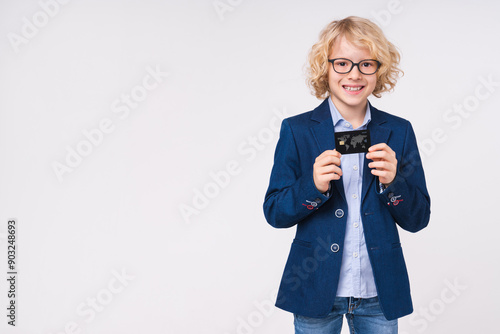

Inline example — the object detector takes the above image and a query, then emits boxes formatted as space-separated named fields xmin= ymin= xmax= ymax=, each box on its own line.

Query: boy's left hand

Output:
xmin=366 ymin=143 xmax=397 ymax=185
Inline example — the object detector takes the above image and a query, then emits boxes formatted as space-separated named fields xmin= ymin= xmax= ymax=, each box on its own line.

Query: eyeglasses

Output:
xmin=328 ymin=58 xmax=381 ymax=75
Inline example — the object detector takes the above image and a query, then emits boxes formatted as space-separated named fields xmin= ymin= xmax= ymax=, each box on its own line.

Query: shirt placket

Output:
xmin=350 ymin=152 xmax=362 ymax=296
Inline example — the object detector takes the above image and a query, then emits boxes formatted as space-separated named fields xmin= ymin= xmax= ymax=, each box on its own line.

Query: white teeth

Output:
xmin=344 ymin=86 xmax=362 ymax=91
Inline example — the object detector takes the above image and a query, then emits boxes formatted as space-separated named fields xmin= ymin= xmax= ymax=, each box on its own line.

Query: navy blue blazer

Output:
xmin=263 ymin=98 xmax=430 ymax=320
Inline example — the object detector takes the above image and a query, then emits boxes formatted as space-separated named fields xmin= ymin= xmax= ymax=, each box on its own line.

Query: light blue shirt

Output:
xmin=327 ymin=97 xmax=378 ymax=298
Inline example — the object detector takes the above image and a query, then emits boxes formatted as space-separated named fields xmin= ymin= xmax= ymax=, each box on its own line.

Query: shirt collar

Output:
xmin=328 ymin=96 xmax=371 ymax=128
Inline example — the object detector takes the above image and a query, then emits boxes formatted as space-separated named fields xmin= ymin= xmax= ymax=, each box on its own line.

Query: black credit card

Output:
xmin=334 ymin=130 xmax=371 ymax=154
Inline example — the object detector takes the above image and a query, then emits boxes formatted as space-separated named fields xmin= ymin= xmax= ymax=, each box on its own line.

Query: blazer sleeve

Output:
xmin=263 ymin=119 xmax=330 ymax=229
xmin=376 ymin=121 xmax=431 ymax=232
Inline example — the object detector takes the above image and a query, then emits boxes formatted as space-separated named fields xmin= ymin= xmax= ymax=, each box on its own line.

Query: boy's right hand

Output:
xmin=313 ymin=149 xmax=342 ymax=193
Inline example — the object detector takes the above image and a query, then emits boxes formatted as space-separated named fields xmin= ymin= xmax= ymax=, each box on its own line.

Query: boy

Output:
xmin=263 ymin=16 xmax=430 ymax=333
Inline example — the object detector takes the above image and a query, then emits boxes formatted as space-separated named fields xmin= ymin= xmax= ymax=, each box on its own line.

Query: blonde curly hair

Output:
xmin=305 ymin=16 xmax=403 ymax=99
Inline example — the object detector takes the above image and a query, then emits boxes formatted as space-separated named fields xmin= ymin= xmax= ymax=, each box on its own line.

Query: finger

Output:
xmin=366 ymin=151 xmax=396 ymax=162
xmin=366 ymin=150 xmax=391 ymax=161
xmin=317 ymin=155 xmax=342 ymax=167
xmin=368 ymin=161 xmax=394 ymax=171
xmin=370 ymin=169 xmax=393 ymax=179
xmin=315 ymin=171 xmax=340 ymax=184
xmin=368 ymin=143 xmax=395 ymax=156
xmin=315 ymin=149 xmax=341 ymax=162
xmin=318 ymin=164 xmax=343 ymax=176
xmin=327 ymin=149 xmax=342 ymax=159
xmin=320 ymin=172 xmax=341 ymax=181
xmin=368 ymin=143 xmax=390 ymax=152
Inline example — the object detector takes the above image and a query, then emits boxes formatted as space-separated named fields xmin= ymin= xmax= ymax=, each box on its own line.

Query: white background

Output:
xmin=0 ymin=0 xmax=499 ymax=333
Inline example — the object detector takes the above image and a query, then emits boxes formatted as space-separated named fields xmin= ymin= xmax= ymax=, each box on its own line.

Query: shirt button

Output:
xmin=353 ymin=165 xmax=358 ymax=171
xmin=352 ymin=194 xmax=358 ymax=199
xmin=353 ymin=252 xmax=358 ymax=258
xmin=335 ymin=209 xmax=344 ymax=218
xmin=331 ymin=243 xmax=340 ymax=253
xmin=353 ymin=223 xmax=359 ymax=228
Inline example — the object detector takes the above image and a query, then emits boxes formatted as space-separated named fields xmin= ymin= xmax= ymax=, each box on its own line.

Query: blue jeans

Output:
xmin=294 ymin=296 xmax=397 ymax=334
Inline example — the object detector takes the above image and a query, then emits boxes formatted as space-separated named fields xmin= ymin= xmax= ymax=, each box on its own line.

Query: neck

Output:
xmin=330 ymin=97 xmax=368 ymax=129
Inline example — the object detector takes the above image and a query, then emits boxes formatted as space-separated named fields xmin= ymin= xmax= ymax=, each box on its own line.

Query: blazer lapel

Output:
xmin=310 ymin=98 xmax=346 ymax=203
xmin=361 ymin=103 xmax=392 ymax=203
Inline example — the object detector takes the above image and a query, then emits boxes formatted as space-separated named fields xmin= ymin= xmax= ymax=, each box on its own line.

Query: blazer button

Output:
xmin=315 ymin=198 xmax=322 ymax=204
xmin=331 ymin=243 xmax=340 ymax=252
xmin=335 ymin=209 xmax=344 ymax=218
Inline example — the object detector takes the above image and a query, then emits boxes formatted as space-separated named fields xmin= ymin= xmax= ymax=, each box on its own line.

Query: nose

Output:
xmin=347 ymin=64 xmax=362 ymax=79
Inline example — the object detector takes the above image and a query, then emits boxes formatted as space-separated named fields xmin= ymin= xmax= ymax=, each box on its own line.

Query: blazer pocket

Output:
xmin=292 ymin=238 xmax=312 ymax=248
xmin=391 ymin=242 xmax=402 ymax=249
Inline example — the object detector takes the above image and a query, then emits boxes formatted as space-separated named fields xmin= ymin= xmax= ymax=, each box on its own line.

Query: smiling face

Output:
xmin=327 ymin=36 xmax=378 ymax=116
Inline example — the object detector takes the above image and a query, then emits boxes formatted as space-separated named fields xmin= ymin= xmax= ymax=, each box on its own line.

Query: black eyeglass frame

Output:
xmin=328 ymin=58 xmax=382 ymax=75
